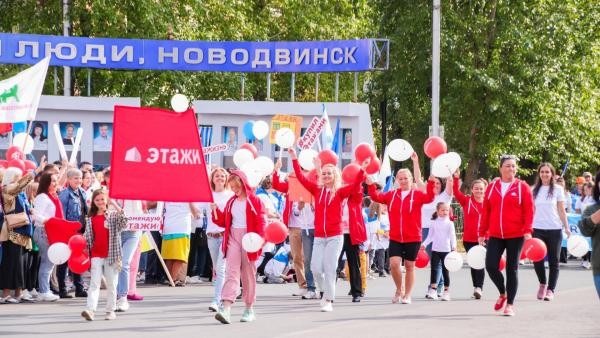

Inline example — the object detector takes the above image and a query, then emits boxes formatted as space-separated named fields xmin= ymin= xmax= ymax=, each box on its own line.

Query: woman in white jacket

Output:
xmin=31 ymin=173 xmax=63 ymax=302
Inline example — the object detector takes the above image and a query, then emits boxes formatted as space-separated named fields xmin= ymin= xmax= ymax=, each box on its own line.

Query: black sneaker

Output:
xmin=379 ymin=271 xmax=386 ymax=277
xmin=352 ymin=296 xmax=361 ymax=303
xmin=59 ymin=291 xmax=73 ymax=299
xmin=75 ymin=290 xmax=88 ymax=298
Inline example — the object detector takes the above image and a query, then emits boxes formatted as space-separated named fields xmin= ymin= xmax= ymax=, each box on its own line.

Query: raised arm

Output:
xmin=272 ymin=169 xmax=289 ymax=194
xmin=366 ymin=182 xmax=389 ymax=205
xmin=452 ymin=175 xmax=469 ymax=206
xmin=412 ymin=152 xmax=426 ymax=191
xmin=5 ymin=171 xmax=34 ymax=195
xmin=288 ymin=148 xmax=318 ymax=193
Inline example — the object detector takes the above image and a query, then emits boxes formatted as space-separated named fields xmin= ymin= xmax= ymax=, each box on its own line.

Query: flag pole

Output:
xmin=22 ymin=120 xmax=34 ymax=153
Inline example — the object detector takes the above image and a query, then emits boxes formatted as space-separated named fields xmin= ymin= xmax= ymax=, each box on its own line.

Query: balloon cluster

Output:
xmin=0 ymin=145 xmax=36 ymax=173
xmin=241 ymin=221 xmax=289 ymax=253
xmin=340 ymin=142 xmax=380 ymax=184
xmin=242 ymin=120 xmax=269 ymax=141
xmin=45 ymin=217 xmax=91 ymax=273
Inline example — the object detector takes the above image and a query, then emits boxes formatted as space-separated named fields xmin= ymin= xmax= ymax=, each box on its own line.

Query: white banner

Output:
xmin=203 ymin=143 xmax=229 ymax=155
xmin=125 ymin=214 xmax=162 ymax=231
xmin=0 ymin=56 xmax=50 ymax=122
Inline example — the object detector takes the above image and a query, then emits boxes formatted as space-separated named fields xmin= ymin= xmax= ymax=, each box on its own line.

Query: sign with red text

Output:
xmin=126 ymin=214 xmax=163 ymax=231
xmin=110 ymin=106 xmax=213 ymax=202
xmin=203 ymin=143 xmax=229 ymax=155
xmin=297 ymin=117 xmax=326 ymax=150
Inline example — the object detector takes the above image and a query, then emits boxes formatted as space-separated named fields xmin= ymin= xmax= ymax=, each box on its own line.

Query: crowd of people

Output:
xmin=0 ymin=152 xmax=598 ymax=323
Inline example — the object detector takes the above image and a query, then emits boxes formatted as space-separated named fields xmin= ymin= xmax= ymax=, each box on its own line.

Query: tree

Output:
xmin=368 ymin=0 xmax=599 ymax=184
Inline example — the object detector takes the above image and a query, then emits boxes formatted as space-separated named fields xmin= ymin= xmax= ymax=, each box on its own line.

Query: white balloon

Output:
xmin=444 ymin=251 xmax=464 ymax=272
xmin=233 ymin=149 xmax=254 ymax=168
xmin=170 ymin=94 xmax=189 ymax=113
xmin=242 ymin=232 xmax=264 ymax=253
xmin=387 ymin=139 xmax=413 ymax=162
xmin=252 ymin=120 xmax=269 ymax=140
xmin=298 ymin=149 xmax=318 ymax=171
xmin=466 ymin=245 xmax=487 ymax=270
xmin=240 ymin=160 xmax=264 ymax=188
xmin=431 ymin=152 xmax=462 ymax=178
xmin=275 ymin=128 xmax=295 ymax=149
xmin=12 ymin=133 xmax=34 ymax=155
xmin=48 ymin=243 xmax=71 ymax=265
xmin=567 ymin=235 xmax=590 ymax=258
xmin=254 ymin=156 xmax=274 ymax=177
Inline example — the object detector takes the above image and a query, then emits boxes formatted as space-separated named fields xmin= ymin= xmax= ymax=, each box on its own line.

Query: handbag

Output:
xmin=5 ymin=212 xmax=29 ymax=229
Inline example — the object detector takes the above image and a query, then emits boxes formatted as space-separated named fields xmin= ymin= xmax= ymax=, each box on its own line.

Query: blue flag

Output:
xmin=330 ymin=118 xmax=341 ymax=155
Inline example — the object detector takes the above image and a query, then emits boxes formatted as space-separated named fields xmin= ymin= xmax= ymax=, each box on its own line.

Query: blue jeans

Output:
xmin=422 ymin=228 xmax=443 ymax=290
xmin=117 ymin=231 xmax=141 ymax=298
xmin=33 ymin=227 xmax=53 ymax=294
xmin=207 ymin=235 xmax=226 ymax=305
xmin=302 ymin=229 xmax=315 ymax=291
xmin=594 ymin=274 xmax=600 ymax=300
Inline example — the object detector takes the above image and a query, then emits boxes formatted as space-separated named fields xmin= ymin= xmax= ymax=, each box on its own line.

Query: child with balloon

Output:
xmin=81 ymin=189 xmax=128 ymax=321
xmin=421 ymin=202 xmax=457 ymax=301
xmin=211 ymin=170 xmax=266 ymax=324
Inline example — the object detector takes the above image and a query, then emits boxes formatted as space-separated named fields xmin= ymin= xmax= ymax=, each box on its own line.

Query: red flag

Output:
xmin=110 ymin=106 xmax=212 ymax=202
xmin=0 ymin=123 xmax=13 ymax=134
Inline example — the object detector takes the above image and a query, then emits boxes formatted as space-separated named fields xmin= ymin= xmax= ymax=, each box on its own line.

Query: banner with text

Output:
xmin=0 ymin=33 xmax=382 ymax=73
xmin=110 ymin=106 xmax=213 ymax=202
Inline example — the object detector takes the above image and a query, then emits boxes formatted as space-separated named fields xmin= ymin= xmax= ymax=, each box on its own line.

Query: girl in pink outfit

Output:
xmin=211 ymin=170 xmax=266 ymax=324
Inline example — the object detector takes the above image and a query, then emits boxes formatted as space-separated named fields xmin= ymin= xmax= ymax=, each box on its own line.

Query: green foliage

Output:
xmin=1 ymin=0 xmax=375 ymax=107
xmin=369 ymin=0 xmax=599 ymax=183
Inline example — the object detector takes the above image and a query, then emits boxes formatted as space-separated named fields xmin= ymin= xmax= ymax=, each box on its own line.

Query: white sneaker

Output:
xmin=208 ymin=302 xmax=219 ymax=312
xmin=320 ymin=301 xmax=333 ymax=312
xmin=426 ymin=288 xmax=438 ymax=300
xmin=302 ymin=291 xmax=318 ymax=299
xmin=441 ymin=291 xmax=451 ymax=301
xmin=401 ymin=296 xmax=412 ymax=304
xmin=186 ymin=276 xmax=203 ymax=284
xmin=293 ymin=288 xmax=308 ymax=297
xmin=582 ymin=261 xmax=592 ymax=269
xmin=19 ymin=291 xmax=35 ymax=302
xmin=38 ymin=292 xmax=59 ymax=302
xmin=29 ymin=289 xmax=39 ymax=299
xmin=105 ymin=311 xmax=116 ymax=320
xmin=473 ymin=287 xmax=482 ymax=300
xmin=116 ymin=297 xmax=129 ymax=312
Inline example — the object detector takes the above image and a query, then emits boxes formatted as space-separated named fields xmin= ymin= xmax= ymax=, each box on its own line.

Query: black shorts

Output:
xmin=388 ymin=240 xmax=421 ymax=261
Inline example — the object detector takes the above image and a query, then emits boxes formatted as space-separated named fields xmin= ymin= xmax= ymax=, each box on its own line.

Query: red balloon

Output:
xmin=523 ymin=238 xmax=547 ymax=262
xmin=68 ymin=253 xmax=91 ymax=274
xmin=415 ymin=248 xmax=430 ymax=268
xmin=498 ymin=255 xmax=506 ymax=271
xmin=0 ymin=160 xmax=8 ymax=168
xmin=24 ymin=160 xmax=37 ymax=171
xmin=68 ymin=234 xmax=87 ymax=253
xmin=263 ymin=221 xmax=288 ymax=244
xmin=354 ymin=142 xmax=376 ymax=164
xmin=318 ymin=149 xmax=338 ymax=166
xmin=8 ymin=159 xmax=25 ymax=172
xmin=423 ymin=136 xmax=447 ymax=159
xmin=342 ymin=163 xmax=361 ymax=184
xmin=45 ymin=217 xmax=82 ymax=245
xmin=239 ymin=143 xmax=258 ymax=158
xmin=5 ymin=146 xmax=24 ymax=161
xmin=365 ymin=157 xmax=381 ymax=175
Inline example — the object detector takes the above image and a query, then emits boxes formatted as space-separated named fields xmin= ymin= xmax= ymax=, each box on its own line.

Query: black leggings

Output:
xmin=341 ymin=234 xmax=362 ymax=297
xmin=464 ymin=241 xmax=485 ymax=288
xmin=533 ymin=229 xmax=562 ymax=291
xmin=485 ymin=237 xmax=524 ymax=305
xmin=430 ymin=251 xmax=450 ymax=288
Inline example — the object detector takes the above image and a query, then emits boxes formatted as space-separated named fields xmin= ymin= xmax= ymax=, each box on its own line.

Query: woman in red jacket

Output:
xmin=366 ymin=166 xmax=435 ymax=305
xmin=478 ymin=155 xmax=534 ymax=317
xmin=288 ymin=148 xmax=366 ymax=312
xmin=211 ymin=170 xmax=266 ymax=324
xmin=453 ymin=172 xmax=487 ymax=299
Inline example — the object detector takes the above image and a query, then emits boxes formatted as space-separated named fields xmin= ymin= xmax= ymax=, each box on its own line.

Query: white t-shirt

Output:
xmin=500 ymin=181 xmax=511 ymax=196
xmin=533 ymin=185 xmax=565 ymax=230
xmin=206 ymin=190 xmax=234 ymax=233
xmin=289 ymin=202 xmax=315 ymax=230
xmin=231 ymin=198 xmax=247 ymax=229
xmin=575 ymin=196 xmax=595 ymax=214
xmin=163 ymin=202 xmax=192 ymax=235
xmin=421 ymin=191 xmax=452 ymax=229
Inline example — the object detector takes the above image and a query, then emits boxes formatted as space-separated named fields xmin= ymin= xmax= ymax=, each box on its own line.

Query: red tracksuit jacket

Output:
xmin=367 ymin=180 xmax=435 ymax=243
xmin=212 ymin=170 xmax=267 ymax=261
xmin=479 ymin=179 xmax=534 ymax=239
xmin=452 ymin=177 xmax=484 ymax=243
xmin=292 ymin=159 xmax=365 ymax=238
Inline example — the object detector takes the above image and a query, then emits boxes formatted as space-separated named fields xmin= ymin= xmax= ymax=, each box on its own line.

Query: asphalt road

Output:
xmin=1 ymin=261 xmax=598 ymax=338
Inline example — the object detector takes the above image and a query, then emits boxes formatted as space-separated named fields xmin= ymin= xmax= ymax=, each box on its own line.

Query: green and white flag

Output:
xmin=0 ymin=56 xmax=50 ymax=123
